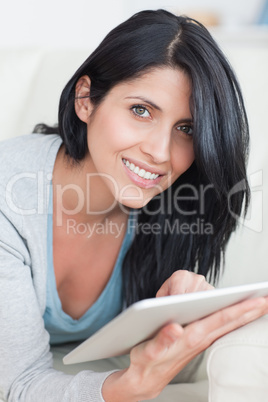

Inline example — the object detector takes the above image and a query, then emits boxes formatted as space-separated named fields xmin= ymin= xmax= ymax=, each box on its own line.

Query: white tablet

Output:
xmin=63 ymin=281 xmax=268 ymax=365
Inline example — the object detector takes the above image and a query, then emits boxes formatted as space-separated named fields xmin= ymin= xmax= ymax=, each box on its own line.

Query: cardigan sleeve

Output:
xmin=0 ymin=209 xmax=116 ymax=402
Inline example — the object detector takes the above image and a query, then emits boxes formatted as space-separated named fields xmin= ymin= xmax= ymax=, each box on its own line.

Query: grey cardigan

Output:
xmin=0 ymin=134 xmax=115 ymax=401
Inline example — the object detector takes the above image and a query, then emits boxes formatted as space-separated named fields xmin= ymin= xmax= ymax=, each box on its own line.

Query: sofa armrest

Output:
xmin=207 ymin=315 xmax=268 ymax=402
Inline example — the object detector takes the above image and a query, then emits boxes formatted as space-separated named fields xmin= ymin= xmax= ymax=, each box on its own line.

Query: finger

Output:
xmin=208 ymin=297 xmax=268 ymax=344
xmin=167 ymin=271 xmax=213 ymax=295
xmin=194 ymin=281 xmax=214 ymax=292
xmin=156 ymin=271 xmax=198 ymax=297
xmin=210 ymin=296 xmax=268 ymax=331
xmin=185 ymin=296 xmax=268 ymax=350
xmin=156 ymin=279 xmax=169 ymax=298
xmin=168 ymin=271 xmax=191 ymax=295
xmin=143 ymin=323 xmax=184 ymax=360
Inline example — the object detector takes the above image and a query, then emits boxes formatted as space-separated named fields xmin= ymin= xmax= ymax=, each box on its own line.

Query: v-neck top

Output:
xmin=43 ymin=184 xmax=135 ymax=345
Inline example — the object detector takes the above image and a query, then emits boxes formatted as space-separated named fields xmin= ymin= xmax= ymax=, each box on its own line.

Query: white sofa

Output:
xmin=1 ymin=27 xmax=268 ymax=401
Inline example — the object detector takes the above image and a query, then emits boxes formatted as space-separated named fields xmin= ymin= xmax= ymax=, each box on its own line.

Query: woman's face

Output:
xmin=81 ymin=67 xmax=195 ymax=209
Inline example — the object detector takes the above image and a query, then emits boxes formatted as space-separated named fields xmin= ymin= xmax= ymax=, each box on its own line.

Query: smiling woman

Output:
xmin=1 ymin=8 xmax=267 ymax=402
xmin=51 ymin=9 xmax=251 ymax=304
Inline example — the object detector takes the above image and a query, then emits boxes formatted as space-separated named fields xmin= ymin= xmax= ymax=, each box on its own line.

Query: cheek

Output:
xmin=171 ymin=143 xmax=195 ymax=177
xmin=89 ymin=113 xmax=137 ymax=151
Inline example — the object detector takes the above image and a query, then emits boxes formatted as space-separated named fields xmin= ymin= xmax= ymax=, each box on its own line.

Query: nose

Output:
xmin=139 ymin=127 xmax=171 ymax=164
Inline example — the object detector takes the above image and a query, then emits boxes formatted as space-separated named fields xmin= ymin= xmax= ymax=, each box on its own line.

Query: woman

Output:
xmin=0 ymin=9 xmax=267 ymax=402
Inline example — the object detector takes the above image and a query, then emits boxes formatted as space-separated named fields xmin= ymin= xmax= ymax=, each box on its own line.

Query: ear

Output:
xmin=74 ymin=75 xmax=93 ymax=123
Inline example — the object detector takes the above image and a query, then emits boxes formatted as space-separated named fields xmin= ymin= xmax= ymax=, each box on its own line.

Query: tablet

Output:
xmin=63 ymin=281 xmax=268 ymax=364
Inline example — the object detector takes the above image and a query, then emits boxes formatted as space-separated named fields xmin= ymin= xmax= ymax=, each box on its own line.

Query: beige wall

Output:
xmin=0 ymin=0 xmax=265 ymax=49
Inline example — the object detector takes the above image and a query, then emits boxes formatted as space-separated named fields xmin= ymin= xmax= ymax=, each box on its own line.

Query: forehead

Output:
xmin=107 ymin=67 xmax=192 ymax=114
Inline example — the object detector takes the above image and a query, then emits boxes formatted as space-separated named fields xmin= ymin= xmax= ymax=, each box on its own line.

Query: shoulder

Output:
xmin=0 ymin=133 xmax=62 ymax=176
xmin=0 ymin=133 xmax=62 ymax=220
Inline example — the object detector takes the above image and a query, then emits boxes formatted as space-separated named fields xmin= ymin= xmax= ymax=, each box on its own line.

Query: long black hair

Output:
xmin=35 ymin=9 xmax=250 ymax=305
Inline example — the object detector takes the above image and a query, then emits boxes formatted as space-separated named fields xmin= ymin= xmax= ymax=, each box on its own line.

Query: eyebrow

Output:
xmin=124 ymin=96 xmax=193 ymax=125
xmin=176 ymin=118 xmax=193 ymax=125
xmin=124 ymin=96 xmax=162 ymax=112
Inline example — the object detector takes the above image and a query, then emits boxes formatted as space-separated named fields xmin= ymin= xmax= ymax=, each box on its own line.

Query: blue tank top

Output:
xmin=43 ymin=186 xmax=136 ymax=345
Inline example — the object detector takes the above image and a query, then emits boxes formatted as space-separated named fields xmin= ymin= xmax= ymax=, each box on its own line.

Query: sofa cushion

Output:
xmin=207 ymin=315 xmax=268 ymax=402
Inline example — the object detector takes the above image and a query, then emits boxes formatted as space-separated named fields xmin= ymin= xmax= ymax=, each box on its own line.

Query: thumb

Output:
xmin=144 ymin=323 xmax=184 ymax=359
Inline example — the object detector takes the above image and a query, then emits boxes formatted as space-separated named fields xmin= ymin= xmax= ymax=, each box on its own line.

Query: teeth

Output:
xmin=144 ymin=171 xmax=151 ymax=179
xmin=138 ymin=169 xmax=145 ymax=177
xmin=123 ymin=159 xmax=160 ymax=180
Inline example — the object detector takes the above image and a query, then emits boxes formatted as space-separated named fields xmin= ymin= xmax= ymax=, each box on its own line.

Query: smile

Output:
xmin=122 ymin=158 xmax=160 ymax=180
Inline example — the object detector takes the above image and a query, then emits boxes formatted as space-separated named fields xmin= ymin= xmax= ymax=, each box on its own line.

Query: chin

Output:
xmin=116 ymin=184 xmax=156 ymax=210
xmin=119 ymin=198 xmax=149 ymax=211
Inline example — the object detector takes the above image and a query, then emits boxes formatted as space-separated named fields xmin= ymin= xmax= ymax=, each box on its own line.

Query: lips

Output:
xmin=122 ymin=158 xmax=160 ymax=180
xmin=122 ymin=157 xmax=164 ymax=189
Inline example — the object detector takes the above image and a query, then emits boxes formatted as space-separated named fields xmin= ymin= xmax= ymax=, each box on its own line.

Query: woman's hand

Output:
xmin=102 ymin=272 xmax=268 ymax=401
xmin=156 ymin=269 xmax=214 ymax=297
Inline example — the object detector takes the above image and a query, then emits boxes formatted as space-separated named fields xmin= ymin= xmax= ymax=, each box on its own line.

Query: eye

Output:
xmin=131 ymin=105 xmax=150 ymax=118
xmin=176 ymin=124 xmax=193 ymax=136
